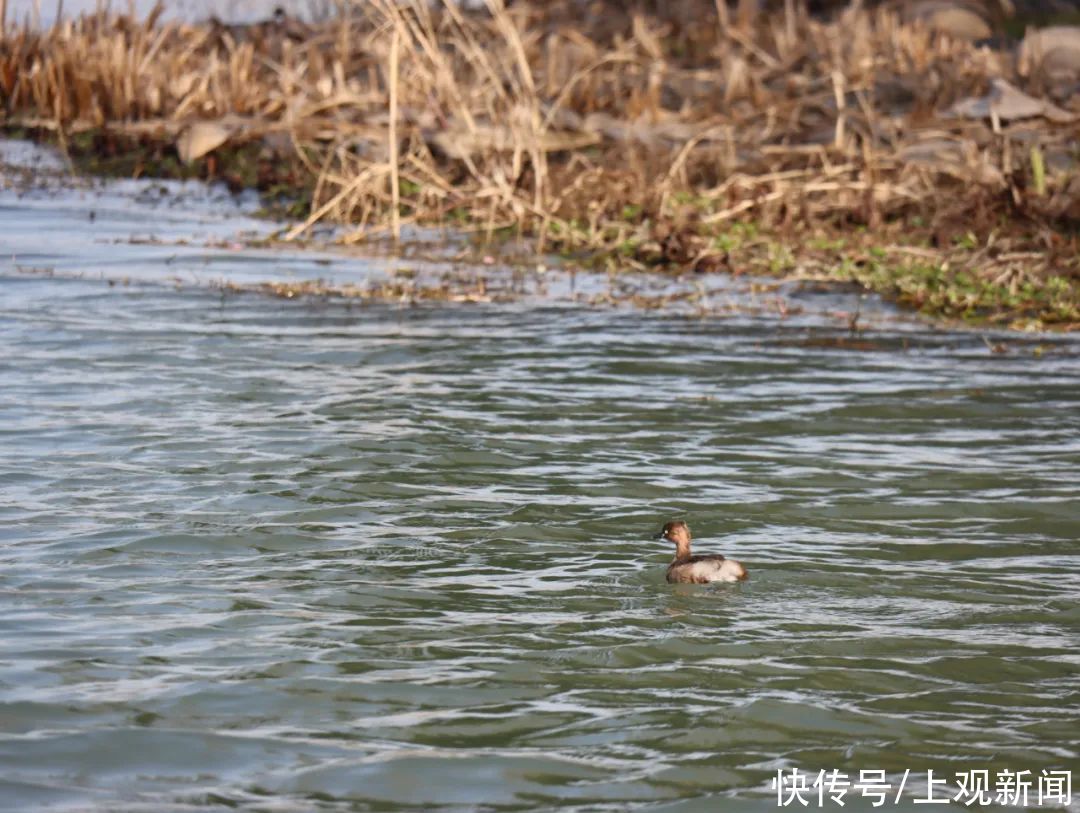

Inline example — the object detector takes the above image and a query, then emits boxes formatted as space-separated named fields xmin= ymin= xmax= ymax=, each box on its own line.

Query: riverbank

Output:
xmin=2 ymin=1 xmax=1078 ymax=329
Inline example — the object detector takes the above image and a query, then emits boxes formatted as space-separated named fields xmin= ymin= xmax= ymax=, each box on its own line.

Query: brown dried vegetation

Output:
xmin=1 ymin=0 xmax=1078 ymax=328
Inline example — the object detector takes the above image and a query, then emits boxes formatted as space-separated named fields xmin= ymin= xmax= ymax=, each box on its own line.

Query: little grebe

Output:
xmin=659 ymin=520 xmax=749 ymax=584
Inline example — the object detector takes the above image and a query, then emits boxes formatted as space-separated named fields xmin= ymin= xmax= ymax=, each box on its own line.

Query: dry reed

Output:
xmin=1 ymin=0 xmax=1078 ymax=327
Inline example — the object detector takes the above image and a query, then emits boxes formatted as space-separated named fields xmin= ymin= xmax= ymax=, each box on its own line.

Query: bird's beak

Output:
xmin=655 ymin=531 xmax=669 ymax=542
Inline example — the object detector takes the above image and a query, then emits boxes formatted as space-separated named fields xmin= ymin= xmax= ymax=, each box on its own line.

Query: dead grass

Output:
xmin=1 ymin=0 xmax=1078 ymax=328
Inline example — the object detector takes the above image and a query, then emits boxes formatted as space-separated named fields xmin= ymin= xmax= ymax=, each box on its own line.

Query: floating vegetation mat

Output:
xmin=1 ymin=0 xmax=1078 ymax=329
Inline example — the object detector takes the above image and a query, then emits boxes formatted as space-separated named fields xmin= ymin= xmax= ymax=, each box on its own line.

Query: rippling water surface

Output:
xmin=2 ymin=167 xmax=1079 ymax=812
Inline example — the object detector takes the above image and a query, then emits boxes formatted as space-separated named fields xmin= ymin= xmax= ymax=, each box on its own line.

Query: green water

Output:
xmin=1 ymin=173 xmax=1078 ymax=812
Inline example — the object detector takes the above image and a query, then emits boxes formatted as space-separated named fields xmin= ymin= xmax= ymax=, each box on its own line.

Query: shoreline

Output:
xmin=2 ymin=1 xmax=1078 ymax=330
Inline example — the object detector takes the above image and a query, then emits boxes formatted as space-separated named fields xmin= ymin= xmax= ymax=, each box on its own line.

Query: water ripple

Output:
xmin=2 ymin=244 xmax=1079 ymax=810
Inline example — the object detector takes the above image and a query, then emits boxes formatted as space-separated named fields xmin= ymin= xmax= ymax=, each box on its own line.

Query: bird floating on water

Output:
xmin=658 ymin=520 xmax=749 ymax=584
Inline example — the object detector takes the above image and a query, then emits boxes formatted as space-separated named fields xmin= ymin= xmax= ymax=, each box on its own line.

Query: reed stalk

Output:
xmin=388 ymin=25 xmax=400 ymax=244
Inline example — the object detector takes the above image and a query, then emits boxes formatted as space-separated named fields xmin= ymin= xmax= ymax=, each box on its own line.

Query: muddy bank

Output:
xmin=1 ymin=0 xmax=1078 ymax=329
